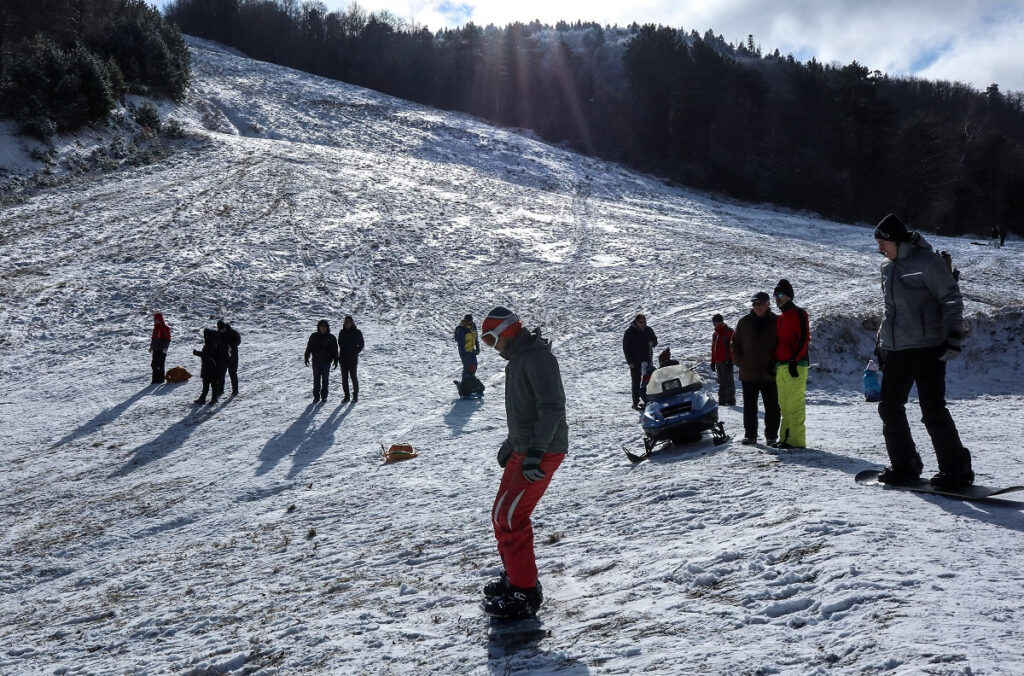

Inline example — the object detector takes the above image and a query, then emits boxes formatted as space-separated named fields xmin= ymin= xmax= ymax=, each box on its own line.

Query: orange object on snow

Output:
xmin=165 ymin=366 xmax=192 ymax=382
xmin=383 ymin=443 xmax=418 ymax=463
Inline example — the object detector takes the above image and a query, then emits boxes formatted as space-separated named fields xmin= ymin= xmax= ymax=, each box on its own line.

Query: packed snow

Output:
xmin=2 ymin=37 xmax=1024 ymax=674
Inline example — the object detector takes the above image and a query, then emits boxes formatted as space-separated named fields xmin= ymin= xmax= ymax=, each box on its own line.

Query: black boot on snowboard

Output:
xmin=482 ymin=582 xmax=543 ymax=619
xmin=483 ymin=572 xmax=509 ymax=598
xmin=930 ymin=464 xmax=974 ymax=491
xmin=877 ymin=456 xmax=923 ymax=486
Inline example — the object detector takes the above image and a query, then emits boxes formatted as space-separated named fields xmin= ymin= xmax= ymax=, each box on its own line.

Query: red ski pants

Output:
xmin=491 ymin=451 xmax=564 ymax=589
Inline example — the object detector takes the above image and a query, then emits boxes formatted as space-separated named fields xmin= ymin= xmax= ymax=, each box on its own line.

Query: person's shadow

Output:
xmin=256 ymin=403 xmax=319 ymax=476
xmin=52 ymin=386 xmax=152 ymax=448
xmin=288 ymin=403 xmax=353 ymax=478
xmin=763 ymin=445 xmax=873 ymax=476
xmin=486 ymin=617 xmax=590 ymax=674
xmin=109 ymin=402 xmax=224 ymax=477
xmin=444 ymin=397 xmax=484 ymax=436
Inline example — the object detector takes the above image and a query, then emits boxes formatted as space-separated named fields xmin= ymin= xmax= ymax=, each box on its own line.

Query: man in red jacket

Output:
xmin=149 ymin=313 xmax=171 ymax=384
xmin=772 ymin=279 xmax=810 ymax=448
xmin=710 ymin=314 xmax=736 ymax=405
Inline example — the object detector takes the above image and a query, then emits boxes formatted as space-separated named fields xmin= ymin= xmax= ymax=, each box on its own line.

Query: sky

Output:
xmin=295 ymin=0 xmax=1024 ymax=92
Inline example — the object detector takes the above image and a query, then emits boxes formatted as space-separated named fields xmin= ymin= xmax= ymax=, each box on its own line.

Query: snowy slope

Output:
xmin=2 ymin=37 xmax=1024 ymax=674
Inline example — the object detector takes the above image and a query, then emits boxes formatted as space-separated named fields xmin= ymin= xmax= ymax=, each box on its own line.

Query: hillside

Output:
xmin=2 ymin=38 xmax=1024 ymax=674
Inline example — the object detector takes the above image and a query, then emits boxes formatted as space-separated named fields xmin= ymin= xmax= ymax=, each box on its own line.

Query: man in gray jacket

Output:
xmin=873 ymin=214 xmax=973 ymax=490
xmin=478 ymin=306 xmax=568 ymax=619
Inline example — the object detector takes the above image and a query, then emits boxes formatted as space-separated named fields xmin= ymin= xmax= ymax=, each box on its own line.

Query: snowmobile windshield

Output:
xmin=647 ymin=364 xmax=702 ymax=397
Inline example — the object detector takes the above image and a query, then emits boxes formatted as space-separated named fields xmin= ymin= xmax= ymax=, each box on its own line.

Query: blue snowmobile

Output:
xmin=626 ymin=364 xmax=727 ymax=462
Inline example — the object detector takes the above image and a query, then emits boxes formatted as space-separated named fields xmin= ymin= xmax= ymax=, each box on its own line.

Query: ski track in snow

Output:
xmin=2 ymin=37 xmax=1024 ymax=674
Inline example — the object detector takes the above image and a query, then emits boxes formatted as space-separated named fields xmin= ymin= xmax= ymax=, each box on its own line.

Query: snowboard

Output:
xmin=484 ymin=615 xmax=548 ymax=652
xmin=453 ymin=380 xmax=484 ymax=399
xmin=855 ymin=469 xmax=1024 ymax=502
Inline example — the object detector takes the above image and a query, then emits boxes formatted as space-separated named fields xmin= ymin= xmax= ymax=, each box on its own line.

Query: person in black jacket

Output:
xmin=337 ymin=315 xmax=365 ymax=403
xmin=305 ymin=319 xmax=339 ymax=403
xmin=193 ymin=328 xmax=228 ymax=405
xmin=217 ymin=319 xmax=241 ymax=396
xmin=622 ymin=314 xmax=658 ymax=409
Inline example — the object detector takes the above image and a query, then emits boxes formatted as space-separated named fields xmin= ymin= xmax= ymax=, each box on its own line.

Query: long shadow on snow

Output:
xmin=633 ymin=439 xmax=732 ymax=466
xmin=915 ymin=492 xmax=1024 ymax=532
xmin=52 ymin=385 xmax=153 ymax=448
xmin=256 ymin=403 xmax=318 ymax=476
xmin=444 ymin=397 xmax=484 ymax=436
xmin=763 ymin=446 xmax=873 ymax=476
xmin=288 ymin=403 xmax=353 ymax=478
xmin=486 ymin=617 xmax=590 ymax=674
xmin=109 ymin=401 xmax=227 ymax=477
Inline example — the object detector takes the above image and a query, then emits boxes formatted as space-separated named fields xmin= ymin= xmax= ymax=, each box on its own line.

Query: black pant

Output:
xmin=878 ymin=346 xmax=971 ymax=473
xmin=341 ymin=362 xmax=359 ymax=398
xmin=151 ymin=351 xmax=166 ymax=383
xmin=742 ymin=380 xmax=780 ymax=441
xmin=227 ymin=356 xmax=238 ymax=394
xmin=312 ymin=363 xmax=330 ymax=399
xmin=629 ymin=365 xmax=642 ymax=405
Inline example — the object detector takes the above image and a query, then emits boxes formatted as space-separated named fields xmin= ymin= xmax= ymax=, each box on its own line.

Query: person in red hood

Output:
xmin=772 ymin=279 xmax=810 ymax=448
xmin=711 ymin=314 xmax=736 ymax=405
xmin=149 ymin=313 xmax=172 ymax=384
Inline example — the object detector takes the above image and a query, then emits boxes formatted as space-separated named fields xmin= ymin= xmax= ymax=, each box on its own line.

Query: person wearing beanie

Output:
xmin=710 ymin=314 xmax=736 ymax=406
xmin=732 ymin=291 xmax=780 ymax=445
xmin=772 ymin=279 xmax=810 ymax=448
xmin=217 ymin=320 xmax=241 ymax=396
xmin=873 ymin=214 xmax=973 ymax=490
xmin=304 ymin=319 xmax=339 ymax=403
xmin=193 ymin=327 xmax=228 ymax=405
xmin=479 ymin=306 xmax=568 ymax=620
xmin=622 ymin=314 xmax=658 ymax=410
xmin=337 ymin=315 xmax=364 ymax=403
xmin=149 ymin=313 xmax=172 ymax=384
xmin=658 ymin=348 xmax=679 ymax=368
xmin=454 ymin=313 xmax=484 ymax=396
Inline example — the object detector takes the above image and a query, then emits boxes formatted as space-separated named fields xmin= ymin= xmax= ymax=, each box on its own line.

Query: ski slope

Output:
xmin=2 ymin=37 xmax=1024 ymax=674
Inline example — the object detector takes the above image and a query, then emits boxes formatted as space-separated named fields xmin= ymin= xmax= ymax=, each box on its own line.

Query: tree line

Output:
xmin=0 ymin=0 xmax=190 ymax=136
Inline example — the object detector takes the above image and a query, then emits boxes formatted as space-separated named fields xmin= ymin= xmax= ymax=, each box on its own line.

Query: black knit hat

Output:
xmin=774 ymin=278 xmax=795 ymax=300
xmin=874 ymin=213 xmax=910 ymax=242
xmin=712 ymin=313 xmax=724 ymax=324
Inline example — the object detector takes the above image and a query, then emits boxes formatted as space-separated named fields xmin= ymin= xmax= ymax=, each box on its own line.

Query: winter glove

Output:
xmin=787 ymin=360 xmax=799 ymax=378
xmin=304 ymin=359 xmax=310 ymax=367
xmin=873 ymin=343 xmax=886 ymax=370
xmin=939 ymin=331 xmax=962 ymax=362
xmin=521 ymin=448 xmax=546 ymax=483
xmin=497 ymin=439 xmax=514 ymax=468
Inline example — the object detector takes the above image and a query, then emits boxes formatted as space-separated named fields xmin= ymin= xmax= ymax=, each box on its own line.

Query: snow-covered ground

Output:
xmin=2 ymin=38 xmax=1024 ymax=674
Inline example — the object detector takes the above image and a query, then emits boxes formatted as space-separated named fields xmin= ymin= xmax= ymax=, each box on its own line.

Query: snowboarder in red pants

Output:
xmin=479 ymin=306 xmax=568 ymax=619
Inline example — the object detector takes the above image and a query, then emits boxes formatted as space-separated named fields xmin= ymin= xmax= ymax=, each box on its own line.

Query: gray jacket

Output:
xmin=878 ymin=233 xmax=964 ymax=351
xmin=499 ymin=329 xmax=569 ymax=455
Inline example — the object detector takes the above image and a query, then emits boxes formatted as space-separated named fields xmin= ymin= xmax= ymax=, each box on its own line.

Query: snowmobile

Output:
xmin=626 ymin=364 xmax=727 ymax=462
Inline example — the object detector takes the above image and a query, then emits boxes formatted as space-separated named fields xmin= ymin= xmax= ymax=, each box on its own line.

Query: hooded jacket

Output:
xmin=499 ymin=329 xmax=569 ymax=455
xmin=193 ymin=328 xmax=227 ymax=379
xmin=454 ymin=319 xmax=480 ymax=358
xmin=219 ymin=324 xmax=241 ymax=360
xmin=878 ymin=233 xmax=965 ymax=351
xmin=774 ymin=302 xmax=810 ymax=363
xmin=151 ymin=314 xmax=171 ymax=352
xmin=732 ymin=309 xmax=778 ymax=381
xmin=622 ymin=323 xmax=657 ymax=366
xmin=337 ymin=324 xmax=364 ymax=365
xmin=306 ymin=324 xmax=339 ymax=366
xmin=711 ymin=323 xmax=734 ymax=364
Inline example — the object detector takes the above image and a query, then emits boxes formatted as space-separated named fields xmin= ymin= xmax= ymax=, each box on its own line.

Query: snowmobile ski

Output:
xmin=855 ymin=469 xmax=1024 ymax=502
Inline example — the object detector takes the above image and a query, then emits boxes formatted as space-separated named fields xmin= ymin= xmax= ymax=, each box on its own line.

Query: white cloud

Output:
xmin=317 ymin=0 xmax=1024 ymax=91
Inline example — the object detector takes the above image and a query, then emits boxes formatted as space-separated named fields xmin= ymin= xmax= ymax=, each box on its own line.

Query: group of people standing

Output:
xmin=304 ymin=316 xmax=365 ymax=403
xmin=148 ymin=314 xmax=240 ymax=405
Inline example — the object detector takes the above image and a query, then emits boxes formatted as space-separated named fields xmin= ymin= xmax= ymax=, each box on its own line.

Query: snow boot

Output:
xmin=930 ymin=466 xmax=974 ymax=491
xmin=741 ymin=436 xmax=757 ymax=445
xmin=482 ymin=583 xmax=543 ymax=619
xmin=483 ymin=572 xmax=509 ymax=598
xmin=193 ymin=397 xmax=205 ymax=405
xmin=352 ymin=394 xmax=358 ymax=403
xmin=877 ymin=461 xmax=923 ymax=486
xmin=342 ymin=395 xmax=350 ymax=403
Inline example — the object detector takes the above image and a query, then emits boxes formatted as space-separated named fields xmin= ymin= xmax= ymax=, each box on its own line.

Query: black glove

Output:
xmin=788 ymin=360 xmax=799 ymax=378
xmin=304 ymin=360 xmax=310 ymax=367
xmin=939 ymin=331 xmax=962 ymax=362
xmin=497 ymin=439 xmax=514 ymax=468
xmin=873 ymin=343 xmax=886 ymax=370
xmin=522 ymin=449 xmax=546 ymax=482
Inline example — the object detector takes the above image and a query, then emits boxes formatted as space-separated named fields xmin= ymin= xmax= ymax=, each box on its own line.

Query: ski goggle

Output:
xmin=480 ymin=315 xmax=518 ymax=346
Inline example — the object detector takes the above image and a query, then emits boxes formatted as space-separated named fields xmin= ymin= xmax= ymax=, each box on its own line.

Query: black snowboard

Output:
xmin=855 ymin=469 xmax=1024 ymax=501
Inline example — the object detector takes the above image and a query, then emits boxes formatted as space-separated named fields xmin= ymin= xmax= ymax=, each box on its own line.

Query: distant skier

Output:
xmin=479 ymin=306 xmax=568 ymax=619
xmin=217 ymin=319 xmax=241 ymax=396
xmin=337 ymin=315 xmax=364 ymax=403
xmin=454 ymin=314 xmax=484 ymax=396
xmin=623 ymin=314 xmax=657 ymax=410
xmin=863 ymin=359 xmax=881 ymax=402
xmin=773 ymin=279 xmax=810 ymax=448
xmin=305 ymin=319 xmax=339 ymax=403
xmin=999 ymin=226 xmax=1007 ymax=247
xmin=193 ymin=328 xmax=227 ymax=405
xmin=732 ymin=291 xmax=780 ymax=446
xmin=710 ymin=313 xmax=736 ymax=405
xmin=873 ymin=214 xmax=973 ymax=489
xmin=149 ymin=313 xmax=171 ymax=384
